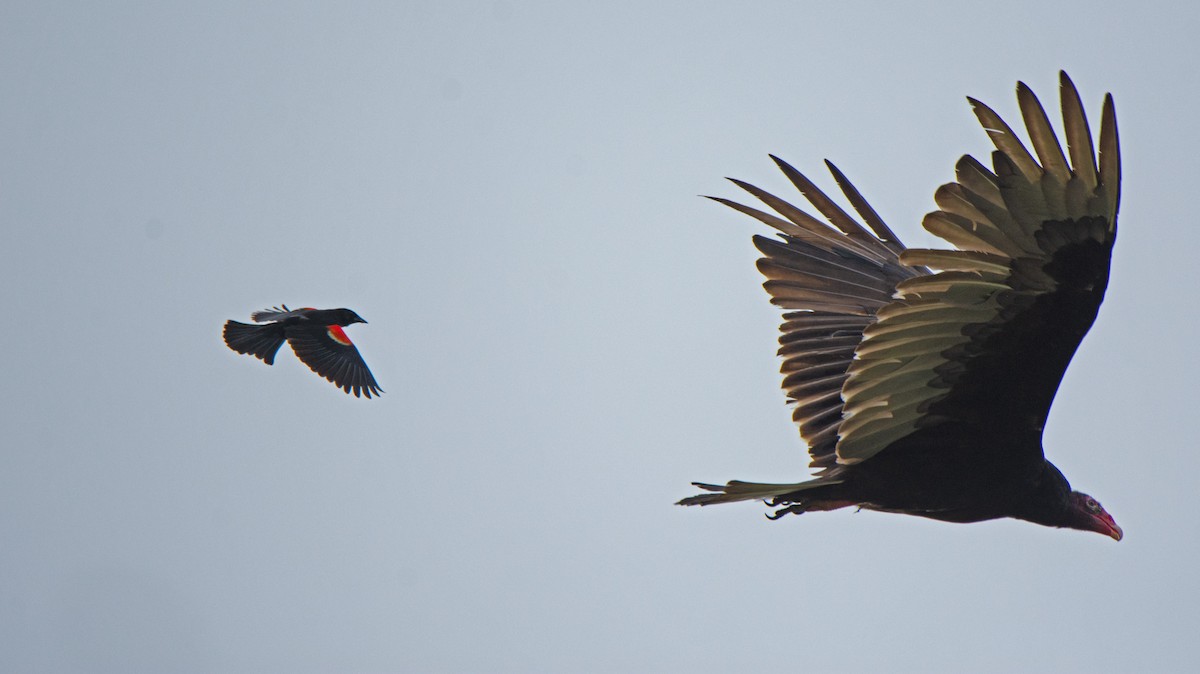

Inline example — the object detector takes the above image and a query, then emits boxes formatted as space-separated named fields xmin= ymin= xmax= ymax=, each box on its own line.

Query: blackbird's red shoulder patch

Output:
xmin=326 ymin=325 xmax=353 ymax=346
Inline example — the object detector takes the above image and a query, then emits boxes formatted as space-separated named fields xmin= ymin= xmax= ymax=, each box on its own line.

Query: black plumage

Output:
xmin=678 ymin=72 xmax=1122 ymax=540
xmin=223 ymin=305 xmax=383 ymax=399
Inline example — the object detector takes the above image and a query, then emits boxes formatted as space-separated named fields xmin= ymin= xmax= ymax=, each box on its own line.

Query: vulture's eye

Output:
xmin=1086 ymin=498 xmax=1101 ymax=513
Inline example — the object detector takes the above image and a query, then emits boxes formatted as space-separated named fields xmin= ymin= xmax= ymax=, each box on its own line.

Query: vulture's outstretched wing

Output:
xmin=716 ymin=72 xmax=1120 ymax=470
xmin=836 ymin=72 xmax=1119 ymax=465
xmin=708 ymin=158 xmax=919 ymax=472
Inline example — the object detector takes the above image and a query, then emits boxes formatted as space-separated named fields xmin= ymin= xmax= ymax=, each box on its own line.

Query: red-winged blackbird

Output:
xmin=223 ymin=305 xmax=382 ymax=398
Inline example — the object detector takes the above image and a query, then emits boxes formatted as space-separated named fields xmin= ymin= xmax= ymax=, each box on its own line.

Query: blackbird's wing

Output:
xmin=834 ymin=72 xmax=1120 ymax=466
xmin=251 ymin=305 xmax=307 ymax=323
xmin=286 ymin=325 xmax=383 ymax=398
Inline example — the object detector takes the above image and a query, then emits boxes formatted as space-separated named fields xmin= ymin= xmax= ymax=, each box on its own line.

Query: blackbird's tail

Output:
xmin=223 ymin=320 xmax=286 ymax=365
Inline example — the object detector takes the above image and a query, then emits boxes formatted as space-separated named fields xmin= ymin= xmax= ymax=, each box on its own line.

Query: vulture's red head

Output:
xmin=1068 ymin=492 xmax=1123 ymax=541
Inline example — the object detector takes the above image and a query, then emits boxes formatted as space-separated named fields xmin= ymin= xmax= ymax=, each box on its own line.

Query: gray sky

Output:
xmin=3 ymin=2 xmax=1197 ymax=672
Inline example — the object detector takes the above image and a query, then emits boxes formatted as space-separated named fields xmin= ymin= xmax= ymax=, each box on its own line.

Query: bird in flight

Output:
xmin=678 ymin=72 xmax=1122 ymax=540
xmin=223 ymin=305 xmax=383 ymax=398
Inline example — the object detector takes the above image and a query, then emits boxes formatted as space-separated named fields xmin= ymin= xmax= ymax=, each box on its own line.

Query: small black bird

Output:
xmin=223 ymin=305 xmax=382 ymax=398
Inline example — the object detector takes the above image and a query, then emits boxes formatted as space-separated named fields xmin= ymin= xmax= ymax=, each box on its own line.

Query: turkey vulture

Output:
xmin=223 ymin=305 xmax=383 ymax=398
xmin=678 ymin=72 xmax=1122 ymax=540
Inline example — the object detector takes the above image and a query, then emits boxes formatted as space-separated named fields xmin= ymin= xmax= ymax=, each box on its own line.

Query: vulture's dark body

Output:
xmin=794 ymin=428 xmax=1067 ymax=524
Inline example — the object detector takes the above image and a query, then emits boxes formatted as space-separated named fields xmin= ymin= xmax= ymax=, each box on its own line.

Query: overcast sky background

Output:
xmin=3 ymin=2 xmax=1198 ymax=672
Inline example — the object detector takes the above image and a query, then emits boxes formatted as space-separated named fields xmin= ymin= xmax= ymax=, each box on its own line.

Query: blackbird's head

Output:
xmin=332 ymin=308 xmax=367 ymax=326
